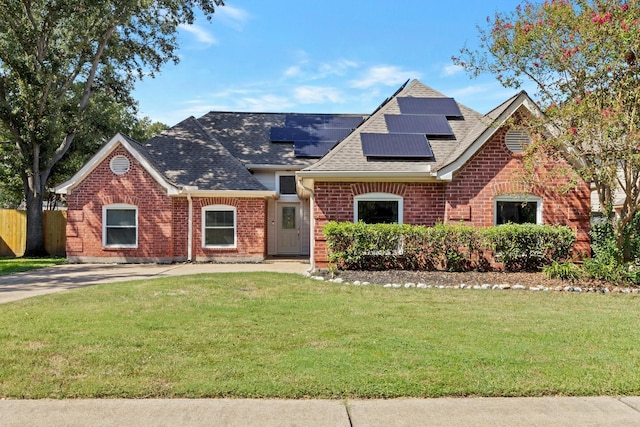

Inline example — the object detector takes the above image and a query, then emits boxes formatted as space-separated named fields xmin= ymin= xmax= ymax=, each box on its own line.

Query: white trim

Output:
xmin=296 ymin=170 xmax=434 ymax=181
xmin=246 ymin=164 xmax=305 ymax=171
xmin=176 ymin=189 xmax=277 ymax=199
xmin=275 ymin=172 xmax=299 ymax=201
xmin=102 ymin=204 xmax=138 ymax=248
xmin=494 ymin=194 xmax=542 ymax=225
xmin=202 ymin=204 xmax=237 ymax=248
xmin=354 ymin=193 xmax=404 ymax=224
xmin=54 ymin=133 xmax=180 ymax=196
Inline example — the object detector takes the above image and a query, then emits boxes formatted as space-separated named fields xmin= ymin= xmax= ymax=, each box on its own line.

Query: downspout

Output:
xmin=297 ymin=177 xmax=315 ymax=272
xmin=187 ymin=192 xmax=193 ymax=262
xmin=182 ymin=186 xmax=198 ymax=262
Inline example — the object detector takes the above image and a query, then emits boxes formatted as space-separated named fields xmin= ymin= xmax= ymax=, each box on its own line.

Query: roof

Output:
xmin=299 ymin=80 xmax=540 ymax=181
xmin=141 ymin=117 xmax=267 ymax=191
xmin=197 ymin=111 xmax=367 ymax=167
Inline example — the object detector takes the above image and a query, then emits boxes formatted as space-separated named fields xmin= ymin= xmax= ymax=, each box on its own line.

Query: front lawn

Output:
xmin=0 ymin=257 xmax=66 ymax=276
xmin=1 ymin=272 xmax=639 ymax=398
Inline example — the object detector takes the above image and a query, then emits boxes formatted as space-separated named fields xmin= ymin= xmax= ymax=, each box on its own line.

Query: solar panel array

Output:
xmin=384 ymin=114 xmax=454 ymax=136
xmin=396 ymin=97 xmax=463 ymax=118
xmin=359 ymin=97 xmax=462 ymax=159
xmin=271 ymin=114 xmax=363 ymax=158
xmin=361 ymin=133 xmax=434 ymax=158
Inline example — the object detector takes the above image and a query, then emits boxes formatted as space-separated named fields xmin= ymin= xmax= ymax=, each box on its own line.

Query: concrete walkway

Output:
xmin=2 ymin=262 xmax=640 ymax=426
xmin=1 ymin=396 xmax=640 ymax=426
xmin=0 ymin=260 xmax=310 ymax=304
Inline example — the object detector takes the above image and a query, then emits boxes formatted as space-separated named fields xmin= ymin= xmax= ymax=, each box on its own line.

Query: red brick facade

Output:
xmin=312 ymin=130 xmax=591 ymax=267
xmin=65 ymin=147 xmax=268 ymax=263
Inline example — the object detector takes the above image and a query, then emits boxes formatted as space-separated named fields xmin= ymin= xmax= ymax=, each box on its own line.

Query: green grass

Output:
xmin=0 ymin=257 xmax=67 ymax=276
xmin=1 ymin=272 xmax=640 ymax=399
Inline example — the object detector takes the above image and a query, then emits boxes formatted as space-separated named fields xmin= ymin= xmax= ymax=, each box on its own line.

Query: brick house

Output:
xmin=55 ymin=79 xmax=590 ymax=268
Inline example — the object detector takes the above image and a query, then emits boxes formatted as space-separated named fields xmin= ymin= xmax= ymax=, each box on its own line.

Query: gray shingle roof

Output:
xmin=141 ymin=117 xmax=267 ymax=191
xmin=302 ymin=80 xmax=487 ymax=174
xmin=196 ymin=111 xmax=366 ymax=166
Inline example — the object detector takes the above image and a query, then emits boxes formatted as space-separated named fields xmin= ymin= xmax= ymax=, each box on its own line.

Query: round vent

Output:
xmin=110 ymin=155 xmax=130 ymax=175
xmin=505 ymin=130 xmax=531 ymax=153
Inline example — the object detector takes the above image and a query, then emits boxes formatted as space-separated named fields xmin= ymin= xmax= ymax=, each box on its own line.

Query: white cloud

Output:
xmin=350 ymin=65 xmax=419 ymax=89
xmin=294 ymin=86 xmax=343 ymax=104
xmin=178 ymin=24 xmax=218 ymax=46
xmin=217 ymin=5 xmax=250 ymax=31
xmin=317 ymin=59 xmax=359 ymax=78
xmin=284 ymin=66 xmax=302 ymax=78
xmin=442 ymin=64 xmax=464 ymax=77
xmin=239 ymin=95 xmax=294 ymax=112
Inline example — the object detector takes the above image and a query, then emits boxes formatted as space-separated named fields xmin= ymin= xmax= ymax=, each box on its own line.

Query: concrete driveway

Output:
xmin=0 ymin=261 xmax=310 ymax=304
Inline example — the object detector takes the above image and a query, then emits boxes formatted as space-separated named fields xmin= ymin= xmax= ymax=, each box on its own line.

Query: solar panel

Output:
xmin=270 ymin=127 xmax=310 ymax=142
xmin=323 ymin=116 xmax=363 ymax=129
xmin=384 ymin=114 xmax=454 ymax=136
xmin=360 ymin=133 xmax=434 ymax=158
xmin=294 ymin=140 xmax=337 ymax=157
xmin=285 ymin=114 xmax=363 ymax=129
xmin=307 ymin=127 xmax=352 ymax=142
xmin=397 ymin=97 xmax=463 ymax=118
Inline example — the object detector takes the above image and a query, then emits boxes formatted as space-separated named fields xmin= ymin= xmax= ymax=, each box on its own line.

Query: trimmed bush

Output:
xmin=324 ymin=221 xmax=575 ymax=272
xmin=482 ymin=223 xmax=575 ymax=271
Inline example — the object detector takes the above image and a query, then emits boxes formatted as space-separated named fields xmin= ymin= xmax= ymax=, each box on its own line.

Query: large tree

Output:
xmin=455 ymin=0 xmax=640 ymax=261
xmin=0 ymin=0 xmax=224 ymax=256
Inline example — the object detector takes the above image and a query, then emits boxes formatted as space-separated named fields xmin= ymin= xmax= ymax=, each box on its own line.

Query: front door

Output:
xmin=277 ymin=203 xmax=301 ymax=255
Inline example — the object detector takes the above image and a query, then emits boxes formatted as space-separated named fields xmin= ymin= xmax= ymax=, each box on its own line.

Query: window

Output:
xmin=203 ymin=205 xmax=236 ymax=247
xmin=495 ymin=195 xmax=542 ymax=225
xmin=103 ymin=204 xmax=137 ymax=247
xmin=354 ymin=193 xmax=403 ymax=224
xmin=278 ymin=175 xmax=297 ymax=195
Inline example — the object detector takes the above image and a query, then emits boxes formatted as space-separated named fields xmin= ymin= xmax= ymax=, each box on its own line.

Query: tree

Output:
xmin=454 ymin=0 xmax=640 ymax=262
xmin=0 ymin=0 xmax=224 ymax=256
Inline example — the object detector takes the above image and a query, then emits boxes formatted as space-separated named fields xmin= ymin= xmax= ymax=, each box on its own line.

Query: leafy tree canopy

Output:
xmin=454 ymin=0 xmax=640 ymax=261
xmin=0 ymin=0 xmax=223 ymax=255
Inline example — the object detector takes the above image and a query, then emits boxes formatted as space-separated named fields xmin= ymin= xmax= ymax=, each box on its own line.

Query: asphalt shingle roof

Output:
xmin=302 ymin=80 xmax=487 ymax=174
xmin=141 ymin=117 xmax=267 ymax=191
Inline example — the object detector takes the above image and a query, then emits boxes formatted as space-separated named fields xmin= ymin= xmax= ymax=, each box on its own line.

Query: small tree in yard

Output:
xmin=454 ymin=0 xmax=640 ymax=262
xmin=0 ymin=0 xmax=224 ymax=256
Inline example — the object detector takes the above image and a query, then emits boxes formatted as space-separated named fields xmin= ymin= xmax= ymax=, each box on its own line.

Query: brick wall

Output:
xmin=444 ymin=128 xmax=591 ymax=255
xmin=65 ymin=146 xmax=268 ymax=263
xmin=313 ymin=182 xmax=446 ymax=267
xmin=312 ymin=129 xmax=591 ymax=268
xmin=191 ymin=197 xmax=267 ymax=262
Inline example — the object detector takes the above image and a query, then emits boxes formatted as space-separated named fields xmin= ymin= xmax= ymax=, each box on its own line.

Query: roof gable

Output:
xmin=54 ymin=132 xmax=179 ymax=195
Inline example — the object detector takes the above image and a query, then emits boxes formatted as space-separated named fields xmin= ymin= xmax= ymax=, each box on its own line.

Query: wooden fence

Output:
xmin=0 ymin=209 xmax=66 ymax=257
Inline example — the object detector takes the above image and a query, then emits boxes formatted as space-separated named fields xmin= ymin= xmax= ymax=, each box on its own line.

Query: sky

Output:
xmin=132 ymin=0 xmax=530 ymax=126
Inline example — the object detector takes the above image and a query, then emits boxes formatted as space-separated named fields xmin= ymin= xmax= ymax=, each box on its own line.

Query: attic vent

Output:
xmin=110 ymin=155 xmax=130 ymax=175
xmin=505 ymin=130 xmax=531 ymax=153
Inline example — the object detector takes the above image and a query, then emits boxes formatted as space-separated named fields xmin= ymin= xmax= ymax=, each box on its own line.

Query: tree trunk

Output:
xmin=23 ymin=175 xmax=47 ymax=257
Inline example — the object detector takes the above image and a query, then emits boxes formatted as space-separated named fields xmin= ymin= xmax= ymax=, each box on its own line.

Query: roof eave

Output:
xmin=178 ymin=188 xmax=278 ymax=199
xmin=296 ymin=169 xmax=437 ymax=182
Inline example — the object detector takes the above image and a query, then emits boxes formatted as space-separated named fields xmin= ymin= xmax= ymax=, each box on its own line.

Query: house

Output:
xmin=55 ymin=79 xmax=591 ymax=269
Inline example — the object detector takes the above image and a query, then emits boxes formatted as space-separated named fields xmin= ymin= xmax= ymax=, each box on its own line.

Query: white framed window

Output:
xmin=354 ymin=193 xmax=403 ymax=224
xmin=103 ymin=204 xmax=138 ymax=248
xmin=494 ymin=195 xmax=542 ymax=225
xmin=275 ymin=172 xmax=298 ymax=201
xmin=202 ymin=205 xmax=237 ymax=248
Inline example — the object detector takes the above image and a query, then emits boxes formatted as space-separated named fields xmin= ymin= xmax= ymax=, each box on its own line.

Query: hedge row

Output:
xmin=323 ymin=222 xmax=576 ymax=272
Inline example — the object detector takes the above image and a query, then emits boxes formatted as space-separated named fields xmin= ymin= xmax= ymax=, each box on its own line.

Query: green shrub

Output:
xmin=542 ymin=261 xmax=582 ymax=281
xmin=482 ymin=223 xmax=575 ymax=271
xmin=323 ymin=221 xmax=574 ymax=272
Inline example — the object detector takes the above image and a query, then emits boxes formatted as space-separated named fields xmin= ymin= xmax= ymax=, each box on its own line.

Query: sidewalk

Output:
xmin=1 ymin=396 xmax=639 ymax=426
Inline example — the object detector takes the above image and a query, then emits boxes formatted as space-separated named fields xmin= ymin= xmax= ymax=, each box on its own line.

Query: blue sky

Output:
xmin=132 ymin=1 xmax=527 ymax=126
